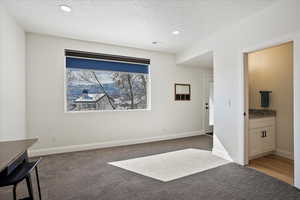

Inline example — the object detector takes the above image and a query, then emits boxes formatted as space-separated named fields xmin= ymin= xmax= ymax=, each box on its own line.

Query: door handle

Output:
xmin=261 ymin=131 xmax=267 ymax=138
xmin=205 ymin=103 xmax=209 ymax=110
xmin=261 ymin=131 xmax=267 ymax=137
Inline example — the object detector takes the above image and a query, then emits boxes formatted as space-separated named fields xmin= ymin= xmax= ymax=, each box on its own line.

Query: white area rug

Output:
xmin=109 ymin=148 xmax=230 ymax=182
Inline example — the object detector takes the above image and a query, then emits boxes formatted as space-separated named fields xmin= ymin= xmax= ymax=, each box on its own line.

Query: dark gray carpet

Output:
xmin=0 ymin=135 xmax=299 ymax=200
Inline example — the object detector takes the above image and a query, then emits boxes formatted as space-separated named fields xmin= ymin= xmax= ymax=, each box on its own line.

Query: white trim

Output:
xmin=212 ymin=148 xmax=233 ymax=162
xmin=275 ymin=149 xmax=294 ymax=160
xmin=241 ymin=34 xmax=299 ymax=166
xmin=0 ymin=137 xmax=36 ymax=142
xmin=66 ymin=108 xmax=152 ymax=114
xmin=29 ymin=130 xmax=205 ymax=157
xmin=242 ymin=53 xmax=249 ymax=166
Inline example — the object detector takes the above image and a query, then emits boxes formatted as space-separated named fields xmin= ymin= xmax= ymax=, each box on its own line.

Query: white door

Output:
xmin=262 ymin=126 xmax=276 ymax=153
xmin=204 ymin=74 xmax=213 ymax=133
xmin=249 ymin=128 xmax=264 ymax=157
xmin=209 ymin=82 xmax=214 ymax=126
xmin=249 ymin=126 xmax=276 ymax=157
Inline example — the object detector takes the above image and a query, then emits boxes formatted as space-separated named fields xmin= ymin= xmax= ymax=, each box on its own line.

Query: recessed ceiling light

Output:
xmin=172 ymin=30 xmax=180 ymax=35
xmin=60 ymin=4 xmax=72 ymax=12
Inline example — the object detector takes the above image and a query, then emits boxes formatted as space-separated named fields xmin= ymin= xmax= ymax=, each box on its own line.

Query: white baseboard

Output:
xmin=274 ymin=149 xmax=294 ymax=160
xmin=212 ymin=148 xmax=233 ymax=162
xmin=29 ymin=130 xmax=205 ymax=157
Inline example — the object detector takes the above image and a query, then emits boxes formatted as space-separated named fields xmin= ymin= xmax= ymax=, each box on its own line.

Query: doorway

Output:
xmin=244 ymin=42 xmax=294 ymax=185
xmin=205 ymin=73 xmax=214 ymax=136
xmin=178 ymin=51 xmax=214 ymax=138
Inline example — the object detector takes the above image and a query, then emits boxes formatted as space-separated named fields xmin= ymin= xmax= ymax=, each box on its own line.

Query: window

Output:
xmin=65 ymin=50 xmax=150 ymax=112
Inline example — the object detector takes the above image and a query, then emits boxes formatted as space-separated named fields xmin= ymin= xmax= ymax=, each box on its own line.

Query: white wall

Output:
xmin=0 ymin=5 xmax=26 ymax=140
xmin=26 ymin=33 xmax=211 ymax=155
xmin=176 ymin=0 xmax=300 ymax=187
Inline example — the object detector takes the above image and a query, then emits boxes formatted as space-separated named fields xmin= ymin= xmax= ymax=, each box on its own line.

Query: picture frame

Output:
xmin=174 ymin=83 xmax=191 ymax=101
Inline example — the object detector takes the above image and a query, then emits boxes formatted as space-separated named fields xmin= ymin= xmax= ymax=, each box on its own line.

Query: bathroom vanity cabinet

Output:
xmin=249 ymin=117 xmax=276 ymax=159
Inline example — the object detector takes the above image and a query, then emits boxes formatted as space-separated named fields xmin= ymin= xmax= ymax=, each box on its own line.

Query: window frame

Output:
xmin=64 ymin=50 xmax=151 ymax=113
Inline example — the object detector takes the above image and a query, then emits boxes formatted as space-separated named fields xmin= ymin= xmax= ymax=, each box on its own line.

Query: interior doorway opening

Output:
xmin=179 ymin=50 xmax=214 ymax=149
xmin=244 ymin=42 xmax=294 ymax=185
xmin=205 ymin=73 xmax=214 ymax=137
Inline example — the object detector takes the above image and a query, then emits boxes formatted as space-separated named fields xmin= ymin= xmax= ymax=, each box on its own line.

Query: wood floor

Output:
xmin=248 ymin=154 xmax=294 ymax=185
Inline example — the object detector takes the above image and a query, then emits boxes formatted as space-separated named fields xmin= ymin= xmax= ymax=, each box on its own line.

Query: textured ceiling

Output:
xmin=0 ymin=0 xmax=278 ymax=53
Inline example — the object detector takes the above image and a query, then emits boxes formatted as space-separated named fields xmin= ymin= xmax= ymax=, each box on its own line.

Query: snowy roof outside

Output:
xmin=74 ymin=93 xmax=105 ymax=103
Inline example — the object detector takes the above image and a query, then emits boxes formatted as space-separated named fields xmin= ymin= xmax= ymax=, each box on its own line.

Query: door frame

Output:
xmin=242 ymin=38 xmax=295 ymax=183
xmin=204 ymin=71 xmax=214 ymax=133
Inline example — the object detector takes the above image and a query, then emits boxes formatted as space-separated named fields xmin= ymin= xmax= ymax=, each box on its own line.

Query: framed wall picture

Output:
xmin=174 ymin=83 xmax=191 ymax=101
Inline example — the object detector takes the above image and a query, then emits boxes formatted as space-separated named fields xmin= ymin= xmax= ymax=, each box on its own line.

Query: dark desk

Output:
xmin=0 ymin=138 xmax=38 ymax=173
xmin=0 ymin=138 xmax=38 ymax=200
